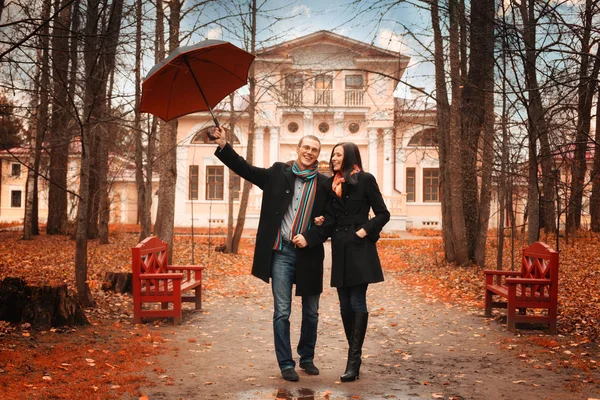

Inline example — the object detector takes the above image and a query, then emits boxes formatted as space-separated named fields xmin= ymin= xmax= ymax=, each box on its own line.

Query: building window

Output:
xmin=406 ymin=168 xmax=415 ymax=202
xmin=423 ymin=168 xmax=440 ymax=202
xmin=288 ymin=122 xmax=299 ymax=133
xmin=191 ymin=127 xmax=239 ymax=144
xmin=189 ymin=165 xmax=199 ymax=200
xmin=11 ymin=190 xmax=22 ymax=208
xmin=231 ymin=173 xmax=241 ymax=201
xmin=314 ymin=75 xmax=332 ymax=105
xmin=318 ymin=160 xmax=331 ymax=177
xmin=408 ymin=128 xmax=438 ymax=146
xmin=348 ymin=122 xmax=360 ymax=134
xmin=345 ymin=75 xmax=364 ymax=89
xmin=345 ymin=75 xmax=364 ymax=105
xmin=285 ymin=74 xmax=303 ymax=106
xmin=318 ymin=122 xmax=329 ymax=133
xmin=11 ymin=164 xmax=21 ymax=177
xmin=206 ymin=166 xmax=224 ymax=200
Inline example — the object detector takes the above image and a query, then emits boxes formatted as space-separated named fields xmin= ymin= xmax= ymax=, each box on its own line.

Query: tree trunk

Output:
xmin=23 ymin=0 xmax=52 ymax=239
xmin=568 ymin=0 xmax=600 ymax=232
xmin=0 ymin=277 xmax=88 ymax=329
xmin=226 ymin=94 xmax=236 ymax=253
xmin=474 ymin=88 xmax=495 ymax=266
xmin=446 ymin=0 xmax=470 ymax=265
xmin=231 ymin=0 xmax=257 ymax=253
xmin=46 ymin=0 xmax=73 ymax=235
xmin=134 ymin=0 xmax=150 ymax=240
xmin=460 ymin=0 xmax=495 ymax=262
xmin=590 ymin=93 xmax=600 ymax=232
xmin=431 ymin=0 xmax=456 ymax=263
xmin=518 ymin=0 xmax=551 ymax=243
xmin=154 ymin=0 xmax=182 ymax=263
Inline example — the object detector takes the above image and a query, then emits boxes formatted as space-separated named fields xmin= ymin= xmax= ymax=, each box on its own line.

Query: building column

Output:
xmin=368 ymin=128 xmax=378 ymax=181
xmin=270 ymin=127 xmax=280 ymax=164
xmin=255 ymin=130 xmax=264 ymax=168
xmin=121 ymin=187 xmax=127 ymax=223
xmin=334 ymin=111 xmax=344 ymax=138
xmin=303 ymin=110 xmax=313 ymax=136
xmin=383 ymin=129 xmax=393 ymax=196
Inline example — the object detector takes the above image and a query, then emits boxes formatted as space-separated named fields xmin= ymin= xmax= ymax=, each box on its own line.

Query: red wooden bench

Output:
xmin=484 ymin=241 xmax=559 ymax=334
xmin=132 ymin=236 xmax=205 ymax=325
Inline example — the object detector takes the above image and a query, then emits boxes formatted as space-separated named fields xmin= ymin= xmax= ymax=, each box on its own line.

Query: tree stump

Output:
xmin=0 ymin=277 xmax=88 ymax=329
xmin=102 ymin=272 xmax=132 ymax=293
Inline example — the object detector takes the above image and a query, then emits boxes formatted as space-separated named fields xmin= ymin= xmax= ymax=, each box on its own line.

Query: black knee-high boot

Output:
xmin=341 ymin=312 xmax=368 ymax=382
xmin=340 ymin=310 xmax=353 ymax=345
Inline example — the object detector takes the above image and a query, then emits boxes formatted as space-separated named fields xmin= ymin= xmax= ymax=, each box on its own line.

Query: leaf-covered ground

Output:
xmin=377 ymin=232 xmax=600 ymax=341
xmin=0 ymin=229 xmax=599 ymax=399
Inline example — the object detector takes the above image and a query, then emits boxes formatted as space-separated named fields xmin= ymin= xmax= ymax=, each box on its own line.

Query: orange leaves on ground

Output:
xmin=379 ymin=233 xmax=600 ymax=342
xmin=0 ymin=324 xmax=163 ymax=400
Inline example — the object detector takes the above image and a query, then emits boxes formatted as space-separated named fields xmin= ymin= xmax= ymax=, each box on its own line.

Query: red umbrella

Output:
xmin=140 ymin=40 xmax=255 ymax=128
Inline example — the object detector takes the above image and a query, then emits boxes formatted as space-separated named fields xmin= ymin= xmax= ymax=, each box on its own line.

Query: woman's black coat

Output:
xmin=215 ymin=143 xmax=328 ymax=296
xmin=305 ymin=171 xmax=390 ymax=288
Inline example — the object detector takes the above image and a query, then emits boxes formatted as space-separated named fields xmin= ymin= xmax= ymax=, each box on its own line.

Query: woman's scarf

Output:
xmin=273 ymin=161 xmax=319 ymax=250
xmin=332 ymin=165 xmax=361 ymax=198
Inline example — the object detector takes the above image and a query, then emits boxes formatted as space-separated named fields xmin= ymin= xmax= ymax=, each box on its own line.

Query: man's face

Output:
xmin=296 ymin=138 xmax=321 ymax=169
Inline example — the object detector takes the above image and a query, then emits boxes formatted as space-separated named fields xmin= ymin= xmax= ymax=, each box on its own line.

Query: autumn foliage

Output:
xmin=0 ymin=229 xmax=599 ymax=398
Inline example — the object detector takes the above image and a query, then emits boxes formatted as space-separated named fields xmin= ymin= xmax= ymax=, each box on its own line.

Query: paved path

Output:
xmin=136 ymin=243 xmax=599 ymax=400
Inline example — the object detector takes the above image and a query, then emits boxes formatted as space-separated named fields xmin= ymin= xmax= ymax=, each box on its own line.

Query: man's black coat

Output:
xmin=215 ymin=143 xmax=328 ymax=296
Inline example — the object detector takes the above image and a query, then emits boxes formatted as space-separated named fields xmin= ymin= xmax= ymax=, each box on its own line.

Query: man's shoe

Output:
xmin=281 ymin=368 xmax=299 ymax=381
xmin=299 ymin=362 xmax=320 ymax=375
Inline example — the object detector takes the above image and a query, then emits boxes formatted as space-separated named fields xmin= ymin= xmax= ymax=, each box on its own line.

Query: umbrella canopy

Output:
xmin=140 ymin=40 xmax=255 ymax=123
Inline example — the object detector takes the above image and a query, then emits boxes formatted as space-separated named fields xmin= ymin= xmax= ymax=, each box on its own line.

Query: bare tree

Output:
xmin=154 ymin=0 xmax=183 ymax=263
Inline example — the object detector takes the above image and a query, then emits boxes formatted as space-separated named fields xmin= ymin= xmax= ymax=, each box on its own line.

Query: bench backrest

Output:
xmin=132 ymin=236 xmax=169 ymax=276
xmin=521 ymin=241 xmax=559 ymax=282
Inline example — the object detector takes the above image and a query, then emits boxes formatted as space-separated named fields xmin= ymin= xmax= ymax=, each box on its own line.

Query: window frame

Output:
xmin=206 ymin=166 xmax=224 ymax=201
xmin=406 ymin=168 xmax=416 ymax=202
xmin=10 ymin=163 xmax=21 ymax=178
xmin=189 ymin=165 xmax=199 ymax=200
xmin=423 ymin=168 xmax=440 ymax=202
xmin=345 ymin=74 xmax=364 ymax=89
xmin=11 ymin=190 xmax=22 ymax=208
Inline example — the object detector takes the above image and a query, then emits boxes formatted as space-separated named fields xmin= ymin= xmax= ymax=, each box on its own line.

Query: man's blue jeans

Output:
xmin=271 ymin=241 xmax=320 ymax=371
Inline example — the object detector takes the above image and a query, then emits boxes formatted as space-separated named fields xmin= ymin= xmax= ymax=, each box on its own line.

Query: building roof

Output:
xmin=258 ymin=30 xmax=410 ymax=62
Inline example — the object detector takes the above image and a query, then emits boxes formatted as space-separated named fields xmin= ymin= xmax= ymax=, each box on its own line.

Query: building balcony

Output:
xmin=282 ymin=88 xmax=365 ymax=107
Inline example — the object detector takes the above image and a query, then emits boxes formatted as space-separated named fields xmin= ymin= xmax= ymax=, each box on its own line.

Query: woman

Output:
xmin=307 ymin=142 xmax=390 ymax=382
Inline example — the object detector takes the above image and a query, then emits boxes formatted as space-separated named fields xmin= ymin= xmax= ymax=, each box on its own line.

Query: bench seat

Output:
xmin=133 ymin=237 xmax=205 ymax=325
xmin=484 ymin=242 xmax=558 ymax=334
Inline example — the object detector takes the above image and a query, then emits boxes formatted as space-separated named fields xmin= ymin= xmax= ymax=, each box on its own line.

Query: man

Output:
xmin=211 ymin=126 xmax=328 ymax=382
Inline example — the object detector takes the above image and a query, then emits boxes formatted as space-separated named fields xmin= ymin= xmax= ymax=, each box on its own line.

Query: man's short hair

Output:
xmin=298 ymin=135 xmax=321 ymax=148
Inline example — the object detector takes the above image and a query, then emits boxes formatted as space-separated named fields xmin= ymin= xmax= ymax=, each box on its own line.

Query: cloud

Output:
xmin=290 ymin=5 xmax=311 ymax=17
xmin=376 ymin=29 xmax=405 ymax=53
xmin=206 ymin=27 xmax=222 ymax=40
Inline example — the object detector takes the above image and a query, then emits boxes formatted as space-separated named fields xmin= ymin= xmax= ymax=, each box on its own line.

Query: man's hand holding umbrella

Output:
xmin=211 ymin=126 xmax=227 ymax=149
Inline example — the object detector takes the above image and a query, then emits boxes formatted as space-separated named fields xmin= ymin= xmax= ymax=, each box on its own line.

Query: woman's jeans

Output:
xmin=337 ymin=284 xmax=369 ymax=314
xmin=271 ymin=241 xmax=320 ymax=371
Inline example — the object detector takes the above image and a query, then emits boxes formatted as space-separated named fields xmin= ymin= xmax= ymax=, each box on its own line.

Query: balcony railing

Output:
xmin=284 ymin=89 xmax=303 ymax=106
xmin=345 ymin=89 xmax=364 ymax=106
xmin=314 ymin=89 xmax=332 ymax=105
xmin=282 ymin=89 xmax=365 ymax=107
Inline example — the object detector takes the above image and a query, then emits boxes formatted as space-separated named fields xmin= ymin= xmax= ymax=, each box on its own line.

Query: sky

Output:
xmin=180 ymin=0 xmax=436 ymax=99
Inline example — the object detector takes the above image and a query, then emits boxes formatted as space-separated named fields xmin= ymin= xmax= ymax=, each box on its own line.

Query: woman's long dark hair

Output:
xmin=329 ymin=142 xmax=363 ymax=184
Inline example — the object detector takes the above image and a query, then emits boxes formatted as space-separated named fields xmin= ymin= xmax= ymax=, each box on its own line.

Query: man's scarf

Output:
xmin=273 ymin=161 xmax=319 ymax=250
xmin=332 ymin=165 xmax=361 ymax=198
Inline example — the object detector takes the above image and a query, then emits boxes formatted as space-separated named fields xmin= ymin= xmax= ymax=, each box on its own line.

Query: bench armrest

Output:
xmin=167 ymin=265 xmax=206 ymax=271
xmin=139 ymin=273 xmax=184 ymax=280
xmin=483 ymin=270 xmax=522 ymax=276
xmin=505 ymin=278 xmax=551 ymax=285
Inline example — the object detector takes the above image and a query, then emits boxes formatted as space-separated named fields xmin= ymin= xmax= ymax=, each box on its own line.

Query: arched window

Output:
xmin=191 ymin=127 xmax=240 ymax=144
xmin=318 ymin=160 xmax=331 ymax=177
xmin=408 ymin=128 xmax=438 ymax=147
